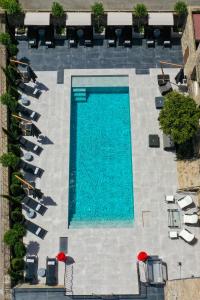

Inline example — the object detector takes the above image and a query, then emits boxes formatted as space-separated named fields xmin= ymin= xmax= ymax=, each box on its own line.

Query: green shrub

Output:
xmin=8 ymin=43 xmax=18 ymax=56
xmin=174 ymin=1 xmax=188 ymax=15
xmin=0 ymin=92 xmax=18 ymax=112
xmin=11 ymin=257 xmax=24 ymax=271
xmin=1 ymin=194 xmax=23 ymax=204
xmin=13 ymin=223 xmax=26 ymax=237
xmin=11 ymin=171 xmax=23 ymax=184
xmin=51 ymin=2 xmax=64 ymax=17
xmin=133 ymin=3 xmax=148 ymax=28
xmin=14 ymin=241 xmax=26 ymax=257
xmin=8 ymin=144 xmax=21 ymax=156
xmin=10 ymin=183 xmax=24 ymax=196
xmin=8 ymin=267 xmax=23 ymax=283
xmin=0 ymin=32 xmax=11 ymax=45
xmin=0 ymin=0 xmax=22 ymax=14
xmin=91 ymin=2 xmax=104 ymax=32
xmin=11 ymin=208 xmax=24 ymax=223
xmin=159 ymin=91 xmax=200 ymax=144
xmin=0 ymin=152 xmax=20 ymax=168
xmin=2 ymin=127 xmax=19 ymax=143
xmin=10 ymin=117 xmax=21 ymax=138
xmin=4 ymin=229 xmax=19 ymax=246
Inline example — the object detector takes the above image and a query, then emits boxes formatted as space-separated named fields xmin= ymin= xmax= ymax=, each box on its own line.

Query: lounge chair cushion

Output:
xmin=179 ymin=228 xmax=195 ymax=243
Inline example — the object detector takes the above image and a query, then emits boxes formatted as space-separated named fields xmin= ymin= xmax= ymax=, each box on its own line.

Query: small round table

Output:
xmin=24 ymin=152 xmax=33 ymax=161
xmin=21 ymin=96 xmax=30 ymax=106
xmin=38 ymin=268 xmax=46 ymax=277
xmin=26 ymin=209 xmax=35 ymax=219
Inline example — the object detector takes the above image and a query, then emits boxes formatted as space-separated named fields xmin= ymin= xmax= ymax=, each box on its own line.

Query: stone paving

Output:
xmin=19 ymin=0 xmax=200 ymax=11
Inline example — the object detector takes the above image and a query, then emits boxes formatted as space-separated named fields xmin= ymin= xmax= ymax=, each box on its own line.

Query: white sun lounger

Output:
xmin=177 ymin=195 xmax=193 ymax=209
xmin=183 ymin=214 xmax=198 ymax=224
xmin=165 ymin=195 xmax=174 ymax=202
xmin=179 ymin=228 xmax=195 ymax=243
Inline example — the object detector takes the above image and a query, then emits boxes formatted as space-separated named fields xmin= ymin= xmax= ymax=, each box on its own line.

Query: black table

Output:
xmin=155 ymin=96 xmax=164 ymax=109
xmin=149 ymin=134 xmax=160 ymax=147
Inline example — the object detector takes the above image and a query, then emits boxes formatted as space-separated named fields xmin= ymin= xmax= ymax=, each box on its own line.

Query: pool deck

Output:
xmin=21 ymin=67 xmax=200 ymax=295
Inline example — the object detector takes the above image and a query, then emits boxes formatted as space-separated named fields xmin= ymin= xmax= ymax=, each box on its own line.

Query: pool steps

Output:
xmin=73 ymin=87 xmax=87 ymax=102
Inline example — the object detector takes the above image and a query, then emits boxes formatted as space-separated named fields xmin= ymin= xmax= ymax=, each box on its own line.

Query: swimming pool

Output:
xmin=68 ymin=82 xmax=134 ymax=226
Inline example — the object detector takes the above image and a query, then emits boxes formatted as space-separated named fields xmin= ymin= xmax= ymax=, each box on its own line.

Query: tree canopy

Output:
xmin=159 ymin=91 xmax=200 ymax=144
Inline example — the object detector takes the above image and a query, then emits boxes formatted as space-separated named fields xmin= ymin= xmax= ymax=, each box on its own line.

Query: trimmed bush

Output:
xmin=8 ymin=43 xmax=18 ymax=56
xmin=11 ymin=258 xmax=24 ymax=271
xmin=0 ymin=0 xmax=22 ymax=14
xmin=11 ymin=171 xmax=24 ymax=184
xmin=0 ymin=92 xmax=18 ymax=112
xmin=14 ymin=241 xmax=26 ymax=258
xmin=10 ymin=183 xmax=24 ymax=196
xmin=13 ymin=223 xmax=26 ymax=237
xmin=91 ymin=2 xmax=104 ymax=32
xmin=8 ymin=144 xmax=21 ymax=156
xmin=0 ymin=152 xmax=20 ymax=169
xmin=174 ymin=1 xmax=188 ymax=15
xmin=51 ymin=2 xmax=64 ymax=17
xmin=11 ymin=208 xmax=24 ymax=223
xmin=0 ymin=32 xmax=11 ymax=45
xmin=8 ymin=268 xmax=23 ymax=283
xmin=4 ymin=229 xmax=19 ymax=246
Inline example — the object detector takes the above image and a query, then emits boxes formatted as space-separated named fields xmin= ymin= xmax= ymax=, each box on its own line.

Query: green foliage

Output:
xmin=2 ymin=65 xmax=20 ymax=85
xmin=13 ymin=223 xmax=26 ymax=237
xmin=176 ymin=138 xmax=194 ymax=160
xmin=10 ymin=116 xmax=21 ymax=138
xmin=11 ymin=171 xmax=24 ymax=184
xmin=91 ymin=2 xmax=104 ymax=16
xmin=11 ymin=257 xmax=24 ymax=271
xmin=0 ymin=0 xmax=22 ymax=14
xmin=4 ymin=228 xmax=19 ymax=246
xmin=174 ymin=1 xmax=188 ymax=15
xmin=8 ymin=144 xmax=21 ymax=156
xmin=14 ymin=241 xmax=26 ymax=258
xmin=51 ymin=2 xmax=64 ymax=17
xmin=0 ymin=32 xmax=11 ymax=45
xmin=0 ymin=152 xmax=20 ymax=168
xmin=134 ymin=3 xmax=148 ymax=17
xmin=8 ymin=267 xmax=23 ymax=283
xmin=11 ymin=208 xmax=24 ymax=223
xmin=159 ymin=91 xmax=200 ymax=144
xmin=8 ymin=43 xmax=18 ymax=57
xmin=0 ymin=92 xmax=18 ymax=112
xmin=10 ymin=183 xmax=24 ymax=196
xmin=2 ymin=127 xmax=19 ymax=143
xmin=1 ymin=194 xmax=23 ymax=203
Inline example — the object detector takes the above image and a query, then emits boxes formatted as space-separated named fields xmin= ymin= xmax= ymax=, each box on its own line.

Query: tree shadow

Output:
xmin=26 ymin=241 xmax=40 ymax=255
xmin=41 ymin=196 xmax=57 ymax=206
xmin=38 ymin=135 xmax=54 ymax=145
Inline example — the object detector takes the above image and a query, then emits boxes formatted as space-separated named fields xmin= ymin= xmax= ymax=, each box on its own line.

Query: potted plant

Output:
xmin=54 ymin=26 xmax=67 ymax=40
xmin=173 ymin=1 xmax=187 ymax=37
xmin=133 ymin=3 xmax=148 ymax=38
xmin=15 ymin=26 xmax=28 ymax=40
xmin=91 ymin=2 xmax=105 ymax=40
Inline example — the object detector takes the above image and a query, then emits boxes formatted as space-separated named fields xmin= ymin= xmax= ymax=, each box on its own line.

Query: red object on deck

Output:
xmin=137 ymin=251 xmax=149 ymax=262
xmin=56 ymin=252 xmax=67 ymax=262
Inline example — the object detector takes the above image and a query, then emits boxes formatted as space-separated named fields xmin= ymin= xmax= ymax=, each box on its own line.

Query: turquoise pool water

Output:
xmin=68 ymin=86 xmax=134 ymax=225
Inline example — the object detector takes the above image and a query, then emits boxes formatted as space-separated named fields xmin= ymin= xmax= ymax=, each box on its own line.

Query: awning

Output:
xmin=66 ymin=12 xmax=91 ymax=26
xmin=193 ymin=14 xmax=200 ymax=41
xmin=24 ymin=12 xmax=50 ymax=26
xmin=107 ymin=12 xmax=132 ymax=26
xmin=148 ymin=13 xmax=174 ymax=26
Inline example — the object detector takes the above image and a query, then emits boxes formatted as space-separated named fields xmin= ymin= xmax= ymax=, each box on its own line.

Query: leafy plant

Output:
xmin=8 ymin=144 xmax=21 ymax=156
xmin=4 ymin=228 xmax=19 ymax=246
xmin=1 ymin=194 xmax=23 ymax=203
xmin=159 ymin=91 xmax=200 ymax=144
xmin=133 ymin=3 xmax=148 ymax=28
xmin=0 ymin=152 xmax=20 ymax=168
xmin=91 ymin=2 xmax=104 ymax=33
xmin=10 ymin=116 xmax=21 ymax=138
xmin=11 ymin=208 xmax=24 ymax=223
xmin=10 ymin=183 xmax=24 ymax=196
xmin=11 ymin=171 xmax=23 ymax=184
xmin=2 ymin=127 xmax=19 ymax=143
xmin=8 ymin=268 xmax=23 ymax=283
xmin=2 ymin=65 xmax=20 ymax=85
xmin=14 ymin=241 xmax=26 ymax=257
xmin=0 ymin=92 xmax=18 ymax=112
xmin=174 ymin=1 xmax=187 ymax=29
xmin=51 ymin=2 xmax=64 ymax=17
xmin=0 ymin=32 xmax=11 ymax=45
xmin=56 ymin=26 xmax=65 ymax=35
xmin=0 ymin=0 xmax=22 ymax=14
xmin=11 ymin=258 xmax=24 ymax=271
xmin=8 ymin=43 xmax=18 ymax=57
xmin=13 ymin=223 xmax=26 ymax=237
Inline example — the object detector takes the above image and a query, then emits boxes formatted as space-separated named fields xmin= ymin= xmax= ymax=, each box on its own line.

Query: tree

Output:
xmin=159 ymin=91 xmax=200 ymax=144
xmin=0 ymin=32 xmax=11 ymax=45
xmin=51 ymin=2 xmax=64 ymax=17
xmin=4 ymin=229 xmax=19 ymax=246
xmin=1 ymin=194 xmax=23 ymax=203
xmin=13 ymin=223 xmax=26 ymax=237
xmin=11 ymin=208 xmax=24 ymax=223
xmin=91 ymin=2 xmax=104 ymax=32
xmin=0 ymin=92 xmax=18 ymax=112
xmin=11 ymin=258 xmax=24 ymax=271
xmin=174 ymin=1 xmax=187 ymax=29
xmin=0 ymin=0 xmax=22 ymax=14
xmin=14 ymin=241 xmax=26 ymax=257
xmin=10 ymin=183 xmax=24 ymax=196
xmin=0 ymin=152 xmax=20 ymax=168
xmin=133 ymin=3 xmax=148 ymax=28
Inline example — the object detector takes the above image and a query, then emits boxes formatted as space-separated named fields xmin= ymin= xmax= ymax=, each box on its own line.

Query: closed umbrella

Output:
xmin=175 ymin=68 xmax=184 ymax=84
xmin=27 ymin=65 xmax=38 ymax=83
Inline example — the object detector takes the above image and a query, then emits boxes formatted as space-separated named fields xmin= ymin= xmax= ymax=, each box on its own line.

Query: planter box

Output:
xmin=132 ymin=28 xmax=144 ymax=39
xmin=54 ymin=27 xmax=67 ymax=40
xmin=93 ymin=27 xmax=105 ymax=40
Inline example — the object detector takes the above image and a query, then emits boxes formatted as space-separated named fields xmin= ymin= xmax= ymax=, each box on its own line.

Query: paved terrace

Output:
xmin=19 ymin=0 xmax=200 ymax=11
xmin=16 ymin=42 xmax=200 ymax=295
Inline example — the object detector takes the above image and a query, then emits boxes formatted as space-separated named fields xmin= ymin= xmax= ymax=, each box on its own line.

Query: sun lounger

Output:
xmin=177 ymin=195 xmax=193 ymax=209
xmin=179 ymin=228 xmax=195 ymax=243
xmin=17 ymin=104 xmax=39 ymax=121
xmin=159 ymin=81 xmax=173 ymax=96
xmin=17 ymin=81 xmax=41 ymax=98
xmin=20 ymin=161 xmax=43 ymax=177
xmin=23 ymin=196 xmax=47 ymax=215
xmin=183 ymin=214 xmax=198 ymax=224
xmin=19 ymin=137 xmax=43 ymax=155
xmin=46 ymin=257 xmax=58 ymax=286
xmin=25 ymin=220 xmax=47 ymax=239
xmin=165 ymin=195 xmax=174 ymax=202
xmin=25 ymin=256 xmax=38 ymax=284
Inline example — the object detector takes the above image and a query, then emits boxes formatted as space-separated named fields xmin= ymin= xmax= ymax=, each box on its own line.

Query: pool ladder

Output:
xmin=73 ymin=87 xmax=87 ymax=102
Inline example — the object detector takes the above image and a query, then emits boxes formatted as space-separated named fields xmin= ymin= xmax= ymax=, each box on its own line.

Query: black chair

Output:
xmin=27 ymin=27 xmax=38 ymax=48
xmin=122 ymin=27 xmax=132 ymax=47
xmin=106 ymin=27 xmax=116 ymax=47
xmin=19 ymin=137 xmax=43 ymax=155
xmin=46 ymin=257 xmax=58 ymax=286
xmin=17 ymin=81 xmax=41 ymax=98
xmin=45 ymin=26 xmax=54 ymax=48
xmin=84 ymin=27 xmax=93 ymax=47
xmin=17 ymin=104 xmax=39 ymax=121
xmin=23 ymin=196 xmax=47 ymax=215
xmin=25 ymin=220 xmax=47 ymax=239
xmin=25 ymin=255 xmax=38 ymax=284
xmin=20 ymin=160 xmax=43 ymax=177
xmin=68 ymin=27 xmax=77 ymax=47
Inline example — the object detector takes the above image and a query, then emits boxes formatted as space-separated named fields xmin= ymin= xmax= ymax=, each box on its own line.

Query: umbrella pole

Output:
xmin=14 ymin=175 xmax=34 ymax=189
xmin=12 ymin=114 xmax=32 ymax=124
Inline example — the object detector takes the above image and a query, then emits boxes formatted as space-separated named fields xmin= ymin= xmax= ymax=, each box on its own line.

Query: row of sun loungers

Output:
xmin=25 ymin=256 xmax=58 ymax=285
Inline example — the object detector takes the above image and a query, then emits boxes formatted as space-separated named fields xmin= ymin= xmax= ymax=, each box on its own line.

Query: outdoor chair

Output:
xmin=183 ymin=214 xmax=198 ymax=224
xmin=179 ymin=228 xmax=195 ymax=243
xmin=149 ymin=134 xmax=160 ymax=147
xmin=163 ymin=134 xmax=175 ymax=151
xmin=46 ymin=257 xmax=58 ymax=286
xmin=159 ymin=81 xmax=173 ymax=96
xmin=25 ymin=220 xmax=47 ymax=239
xmin=19 ymin=137 xmax=43 ymax=155
xmin=146 ymin=40 xmax=155 ymax=47
xmin=27 ymin=27 xmax=38 ymax=48
xmin=45 ymin=26 xmax=54 ymax=48
xmin=20 ymin=161 xmax=43 ymax=177
xmin=25 ymin=255 xmax=38 ymax=284
xmin=23 ymin=196 xmax=47 ymax=215
xmin=106 ymin=27 xmax=116 ymax=47
xmin=122 ymin=27 xmax=132 ymax=47
xmin=84 ymin=27 xmax=93 ymax=47
xmin=17 ymin=81 xmax=41 ymax=98
xmin=17 ymin=104 xmax=39 ymax=121
xmin=146 ymin=257 xmax=167 ymax=284
xmin=165 ymin=195 xmax=174 ymax=203
xmin=177 ymin=195 xmax=193 ymax=209
xmin=157 ymin=74 xmax=170 ymax=86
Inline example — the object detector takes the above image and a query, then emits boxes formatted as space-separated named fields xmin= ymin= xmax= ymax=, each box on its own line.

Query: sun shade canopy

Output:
xmin=66 ymin=12 xmax=91 ymax=26
xmin=193 ymin=14 xmax=200 ymax=41
xmin=24 ymin=12 xmax=50 ymax=26
xmin=107 ymin=12 xmax=132 ymax=26
xmin=148 ymin=13 xmax=174 ymax=26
